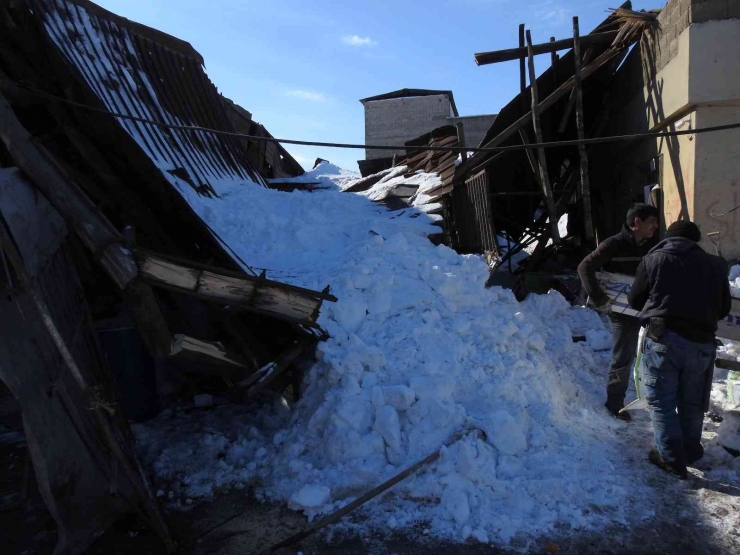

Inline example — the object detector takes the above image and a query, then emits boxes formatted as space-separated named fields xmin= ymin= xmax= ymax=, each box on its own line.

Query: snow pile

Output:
xmin=135 ymin=163 xmax=645 ymax=545
xmin=729 ymin=265 xmax=740 ymax=298
xmin=703 ymin=341 xmax=740 ymax=481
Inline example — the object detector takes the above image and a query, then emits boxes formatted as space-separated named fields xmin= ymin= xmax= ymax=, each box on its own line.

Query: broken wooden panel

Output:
xmin=0 ymin=89 xmax=137 ymax=289
xmin=0 ymin=194 xmax=173 ymax=553
xmin=135 ymin=250 xmax=335 ymax=327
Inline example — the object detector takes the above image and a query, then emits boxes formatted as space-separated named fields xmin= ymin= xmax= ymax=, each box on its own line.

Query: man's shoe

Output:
xmin=648 ymin=448 xmax=688 ymax=480
xmin=605 ymin=402 xmax=632 ymax=422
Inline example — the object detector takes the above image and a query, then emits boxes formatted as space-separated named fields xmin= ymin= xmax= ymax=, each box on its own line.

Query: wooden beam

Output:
xmin=457 ymin=45 xmax=625 ymax=176
xmin=550 ymin=37 xmax=559 ymax=89
xmin=239 ymin=340 xmax=311 ymax=397
xmin=526 ymin=31 xmax=560 ymax=244
xmin=518 ymin=129 xmax=540 ymax=176
xmin=120 ymin=281 xmax=173 ymax=357
xmin=557 ymin=45 xmax=595 ymax=134
xmin=474 ymin=30 xmax=618 ymax=65
xmin=573 ymin=17 xmax=595 ymax=242
xmin=134 ymin=250 xmax=332 ymax=326
xmin=170 ymin=334 xmax=250 ymax=375
xmin=0 ymin=89 xmax=137 ymax=289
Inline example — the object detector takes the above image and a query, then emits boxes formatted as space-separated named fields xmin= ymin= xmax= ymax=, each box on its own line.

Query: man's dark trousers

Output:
xmin=639 ymin=330 xmax=715 ymax=470
xmin=606 ymin=313 xmax=641 ymax=410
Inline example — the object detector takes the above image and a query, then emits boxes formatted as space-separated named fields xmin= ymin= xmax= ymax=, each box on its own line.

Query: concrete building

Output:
xmin=360 ymin=89 xmax=496 ymax=160
xmin=592 ymin=0 xmax=740 ymax=259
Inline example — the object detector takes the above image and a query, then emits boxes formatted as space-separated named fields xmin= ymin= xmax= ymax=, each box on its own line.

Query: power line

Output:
xmin=4 ymin=77 xmax=740 ymax=154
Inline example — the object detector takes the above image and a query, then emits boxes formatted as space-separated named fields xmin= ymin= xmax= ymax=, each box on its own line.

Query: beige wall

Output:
xmin=599 ymin=14 xmax=740 ymax=259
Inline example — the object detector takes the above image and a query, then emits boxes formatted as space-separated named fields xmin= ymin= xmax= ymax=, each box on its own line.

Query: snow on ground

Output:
xmin=132 ymin=164 xmax=739 ymax=549
xmin=730 ymin=265 xmax=740 ymax=298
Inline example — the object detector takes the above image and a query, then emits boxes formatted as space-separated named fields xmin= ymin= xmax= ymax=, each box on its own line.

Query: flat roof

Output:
xmin=359 ymin=88 xmax=459 ymax=117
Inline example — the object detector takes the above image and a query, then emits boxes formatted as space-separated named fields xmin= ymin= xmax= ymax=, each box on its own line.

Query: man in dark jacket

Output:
xmin=578 ymin=204 xmax=659 ymax=420
xmin=628 ymin=220 xmax=731 ymax=479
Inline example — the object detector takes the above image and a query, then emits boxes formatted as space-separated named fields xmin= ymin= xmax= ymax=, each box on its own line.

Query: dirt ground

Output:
xmin=3 ymin=394 xmax=740 ymax=555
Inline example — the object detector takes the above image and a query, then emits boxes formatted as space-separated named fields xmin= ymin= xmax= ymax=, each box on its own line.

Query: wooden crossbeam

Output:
xmin=474 ymin=30 xmax=618 ymax=66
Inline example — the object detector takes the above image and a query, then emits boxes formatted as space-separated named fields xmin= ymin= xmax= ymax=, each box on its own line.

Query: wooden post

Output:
xmin=573 ymin=17 xmax=595 ymax=242
xmin=519 ymin=25 xmax=539 ymax=181
xmin=550 ymin=37 xmax=558 ymax=89
xmin=525 ymin=30 xmax=560 ymax=244
xmin=455 ymin=122 xmax=467 ymax=162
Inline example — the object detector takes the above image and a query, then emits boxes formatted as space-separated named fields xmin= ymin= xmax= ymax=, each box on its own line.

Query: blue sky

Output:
xmin=95 ymin=0 xmax=656 ymax=171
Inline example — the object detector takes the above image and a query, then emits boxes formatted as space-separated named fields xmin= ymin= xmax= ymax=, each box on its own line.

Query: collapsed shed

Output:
xmin=407 ymin=3 xmax=661 ymax=280
xmin=0 ymin=0 xmax=333 ymax=550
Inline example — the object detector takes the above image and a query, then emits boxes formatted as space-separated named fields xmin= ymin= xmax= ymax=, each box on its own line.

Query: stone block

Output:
xmin=691 ymin=1 xmax=729 ymax=23
xmin=729 ymin=0 xmax=740 ymax=17
xmin=668 ymin=37 xmax=679 ymax=60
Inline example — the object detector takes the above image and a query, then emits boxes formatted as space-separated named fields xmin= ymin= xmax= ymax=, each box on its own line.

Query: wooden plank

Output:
xmin=526 ymin=30 xmax=560 ymax=244
xmin=170 ymin=334 xmax=249 ymax=374
xmin=0 ymin=89 xmax=137 ymax=289
xmin=573 ymin=17 xmax=595 ymax=243
xmin=475 ymin=30 xmax=618 ymax=65
xmin=135 ymin=250 xmax=327 ymax=325
xmin=456 ymin=122 xmax=467 ymax=162
xmin=139 ymin=255 xmax=200 ymax=290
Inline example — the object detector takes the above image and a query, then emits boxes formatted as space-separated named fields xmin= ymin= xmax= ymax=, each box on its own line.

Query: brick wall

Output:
xmin=651 ymin=0 xmax=739 ymax=74
xmin=364 ymin=95 xmax=453 ymax=160
xmin=447 ymin=115 xmax=497 ymax=149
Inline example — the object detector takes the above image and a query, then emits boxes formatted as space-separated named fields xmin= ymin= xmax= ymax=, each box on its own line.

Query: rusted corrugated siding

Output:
xmin=33 ymin=0 xmax=265 ymax=196
xmin=451 ymin=170 xmax=498 ymax=253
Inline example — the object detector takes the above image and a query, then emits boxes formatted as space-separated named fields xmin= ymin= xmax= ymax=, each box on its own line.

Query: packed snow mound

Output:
xmin=135 ymin=165 xmax=645 ymax=546
xmin=729 ymin=265 xmax=740 ymax=298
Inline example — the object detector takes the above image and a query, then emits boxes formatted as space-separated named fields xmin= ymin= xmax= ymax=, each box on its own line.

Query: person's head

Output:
xmin=664 ymin=220 xmax=701 ymax=242
xmin=626 ymin=203 xmax=659 ymax=241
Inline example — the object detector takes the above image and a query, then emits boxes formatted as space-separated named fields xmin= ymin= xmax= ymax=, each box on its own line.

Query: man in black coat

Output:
xmin=628 ymin=220 xmax=731 ymax=479
xmin=578 ymin=204 xmax=659 ymax=420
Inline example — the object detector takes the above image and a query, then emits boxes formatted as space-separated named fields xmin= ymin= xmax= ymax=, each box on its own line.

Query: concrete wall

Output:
xmin=364 ymin=95 xmax=453 ymax=160
xmin=592 ymin=0 xmax=740 ymax=258
xmin=448 ymin=114 xmax=497 ymax=149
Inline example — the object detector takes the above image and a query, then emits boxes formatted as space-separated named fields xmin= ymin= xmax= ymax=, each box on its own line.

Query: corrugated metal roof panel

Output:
xmin=35 ymin=0 xmax=266 ymax=197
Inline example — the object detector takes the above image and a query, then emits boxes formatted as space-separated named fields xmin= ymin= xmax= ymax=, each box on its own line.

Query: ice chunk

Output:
xmin=489 ymin=411 xmax=527 ymax=455
xmin=373 ymin=405 xmax=401 ymax=451
xmin=586 ymin=329 xmax=613 ymax=351
xmin=288 ymin=485 xmax=331 ymax=512
xmin=441 ymin=487 xmax=470 ymax=525
xmin=381 ymin=385 xmax=416 ymax=410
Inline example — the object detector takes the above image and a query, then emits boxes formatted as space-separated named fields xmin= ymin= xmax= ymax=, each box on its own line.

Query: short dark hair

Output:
xmin=625 ymin=204 xmax=659 ymax=227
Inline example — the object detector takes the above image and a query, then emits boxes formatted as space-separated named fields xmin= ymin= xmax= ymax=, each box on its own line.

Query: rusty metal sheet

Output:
xmin=34 ymin=0 xmax=265 ymax=198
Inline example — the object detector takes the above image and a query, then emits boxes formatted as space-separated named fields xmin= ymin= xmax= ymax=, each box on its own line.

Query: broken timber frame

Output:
xmin=456 ymin=45 xmax=626 ymax=177
xmin=526 ymin=30 xmax=560 ymax=243
xmin=474 ymin=30 xmax=619 ymax=65
xmin=572 ymin=17 xmax=595 ymax=242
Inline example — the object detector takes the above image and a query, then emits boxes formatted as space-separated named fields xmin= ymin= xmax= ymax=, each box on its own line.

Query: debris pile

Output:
xmin=135 ymin=166 xmax=649 ymax=545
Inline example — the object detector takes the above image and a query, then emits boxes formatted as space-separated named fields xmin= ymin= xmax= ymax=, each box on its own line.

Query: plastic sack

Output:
xmin=621 ymin=326 xmax=648 ymax=413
